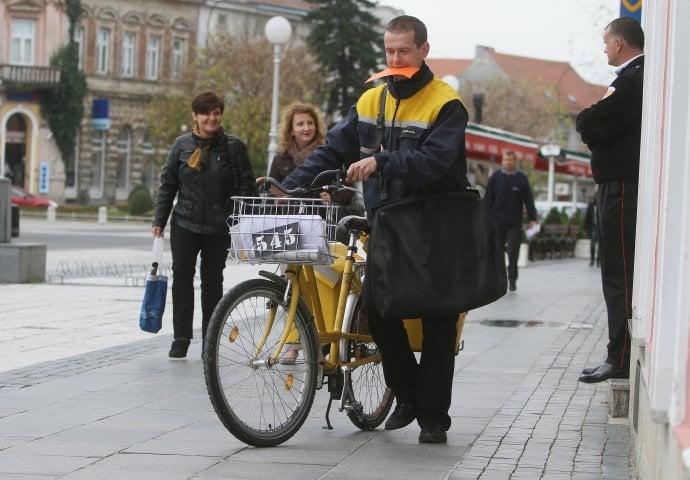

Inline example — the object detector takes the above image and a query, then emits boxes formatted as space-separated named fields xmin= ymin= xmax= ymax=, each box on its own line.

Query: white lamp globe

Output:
xmin=442 ymin=75 xmax=460 ymax=92
xmin=265 ymin=16 xmax=292 ymax=45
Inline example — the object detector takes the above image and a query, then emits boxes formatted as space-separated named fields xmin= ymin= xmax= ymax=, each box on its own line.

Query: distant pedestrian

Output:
xmin=576 ymin=17 xmax=644 ymax=383
xmin=152 ymin=91 xmax=256 ymax=359
xmin=484 ymin=150 xmax=537 ymax=292
xmin=583 ymin=195 xmax=599 ymax=267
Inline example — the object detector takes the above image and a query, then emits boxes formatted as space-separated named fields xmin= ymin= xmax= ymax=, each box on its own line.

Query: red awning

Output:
xmin=465 ymin=123 xmax=592 ymax=178
xmin=465 ymin=123 xmax=539 ymax=162
xmin=534 ymin=151 xmax=592 ymax=177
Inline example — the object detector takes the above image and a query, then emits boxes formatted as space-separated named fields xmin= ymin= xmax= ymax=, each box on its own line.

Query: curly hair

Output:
xmin=277 ymin=102 xmax=326 ymax=151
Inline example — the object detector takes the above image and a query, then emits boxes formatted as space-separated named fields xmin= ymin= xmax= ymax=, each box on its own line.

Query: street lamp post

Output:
xmin=265 ymin=16 xmax=292 ymax=174
xmin=540 ymin=143 xmax=561 ymax=211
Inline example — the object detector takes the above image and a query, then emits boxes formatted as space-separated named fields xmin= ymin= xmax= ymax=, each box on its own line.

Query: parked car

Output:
xmin=10 ymin=186 xmax=57 ymax=208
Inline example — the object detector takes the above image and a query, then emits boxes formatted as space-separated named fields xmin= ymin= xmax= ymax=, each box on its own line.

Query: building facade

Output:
xmin=0 ymin=0 xmax=65 ymax=197
xmin=1 ymin=0 xmax=321 ymax=205
xmin=629 ymin=1 xmax=690 ymax=478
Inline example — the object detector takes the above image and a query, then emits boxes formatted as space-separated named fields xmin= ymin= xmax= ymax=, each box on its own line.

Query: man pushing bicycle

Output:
xmin=280 ymin=15 xmax=470 ymax=444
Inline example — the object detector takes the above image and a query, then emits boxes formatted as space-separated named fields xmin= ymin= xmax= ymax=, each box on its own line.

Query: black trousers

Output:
xmin=495 ymin=223 xmax=522 ymax=283
xmin=362 ymin=259 xmax=457 ymax=430
xmin=597 ymin=180 xmax=637 ymax=369
xmin=169 ymin=222 xmax=229 ymax=340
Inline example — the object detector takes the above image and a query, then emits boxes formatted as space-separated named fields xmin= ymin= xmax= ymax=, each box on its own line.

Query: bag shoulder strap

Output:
xmin=375 ymin=87 xmax=387 ymax=147
xmin=376 ymin=88 xmax=389 ymax=202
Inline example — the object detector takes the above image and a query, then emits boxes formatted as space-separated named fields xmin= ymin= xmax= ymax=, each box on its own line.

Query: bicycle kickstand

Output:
xmin=323 ymin=397 xmax=334 ymax=430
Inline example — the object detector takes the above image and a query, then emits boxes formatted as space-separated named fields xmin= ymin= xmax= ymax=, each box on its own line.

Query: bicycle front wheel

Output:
xmin=204 ymin=278 xmax=320 ymax=447
xmin=345 ymin=298 xmax=393 ymax=430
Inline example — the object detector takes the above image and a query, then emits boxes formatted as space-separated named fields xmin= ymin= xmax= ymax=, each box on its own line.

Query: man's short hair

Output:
xmin=606 ymin=17 xmax=644 ymax=51
xmin=386 ymin=15 xmax=427 ymax=48
xmin=503 ymin=150 xmax=517 ymax=160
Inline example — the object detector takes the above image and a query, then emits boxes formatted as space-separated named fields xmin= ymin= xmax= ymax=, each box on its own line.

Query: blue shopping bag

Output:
xmin=139 ymin=237 xmax=167 ymax=333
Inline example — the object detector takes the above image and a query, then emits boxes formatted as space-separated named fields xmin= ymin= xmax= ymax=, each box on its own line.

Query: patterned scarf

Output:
xmin=187 ymin=124 xmax=225 ymax=172
xmin=286 ymin=138 xmax=319 ymax=167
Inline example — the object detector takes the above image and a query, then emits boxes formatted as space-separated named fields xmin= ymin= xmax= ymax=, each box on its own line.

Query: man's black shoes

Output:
xmin=419 ymin=426 xmax=447 ymax=444
xmin=578 ymin=362 xmax=629 ymax=383
xmin=581 ymin=364 xmax=602 ymax=375
xmin=508 ymin=280 xmax=516 ymax=292
xmin=384 ymin=401 xmax=415 ymax=430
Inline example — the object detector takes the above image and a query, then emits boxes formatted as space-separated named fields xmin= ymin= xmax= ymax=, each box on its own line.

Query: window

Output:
xmin=73 ymin=26 xmax=85 ymax=70
xmin=116 ymin=128 xmax=132 ymax=198
xmin=121 ymin=32 xmax=136 ymax=77
xmin=146 ymin=35 xmax=161 ymax=80
xmin=217 ymin=14 xmax=227 ymax=27
xmin=141 ymin=131 xmax=156 ymax=190
xmin=10 ymin=18 xmax=35 ymax=65
xmin=171 ymin=37 xmax=186 ymax=79
xmin=90 ymin=130 xmax=106 ymax=198
xmin=96 ymin=27 xmax=111 ymax=74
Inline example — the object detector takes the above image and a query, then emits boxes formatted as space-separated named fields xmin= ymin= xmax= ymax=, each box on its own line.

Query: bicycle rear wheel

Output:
xmin=345 ymin=298 xmax=393 ymax=430
xmin=204 ymin=278 xmax=319 ymax=447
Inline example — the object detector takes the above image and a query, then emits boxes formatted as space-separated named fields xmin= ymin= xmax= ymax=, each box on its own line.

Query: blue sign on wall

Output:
xmin=91 ymin=98 xmax=110 ymax=130
xmin=620 ymin=0 xmax=642 ymax=22
xmin=39 ymin=161 xmax=50 ymax=194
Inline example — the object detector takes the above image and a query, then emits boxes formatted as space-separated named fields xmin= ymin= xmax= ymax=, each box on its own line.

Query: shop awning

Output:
xmin=465 ymin=123 xmax=592 ymax=178
xmin=535 ymin=149 xmax=592 ymax=177
xmin=465 ymin=123 xmax=539 ymax=162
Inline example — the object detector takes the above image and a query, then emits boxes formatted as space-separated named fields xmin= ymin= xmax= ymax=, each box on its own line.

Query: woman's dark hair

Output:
xmin=191 ymin=91 xmax=225 ymax=114
xmin=386 ymin=15 xmax=427 ymax=48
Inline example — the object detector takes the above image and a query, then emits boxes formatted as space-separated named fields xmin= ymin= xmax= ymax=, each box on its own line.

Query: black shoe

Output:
xmin=508 ymin=281 xmax=516 ymax=292
xmin=419 ymin=426 xmax=447 ymax=444
xmin=169 ymin=338 xmax=190 ymax=359
xmin=384 ymin=401 xmax=415 ymax=430
xmin=582 ymin=363 xmax=602 ymax=375
xmin=578 ymin=362 xmax=629 ymax=383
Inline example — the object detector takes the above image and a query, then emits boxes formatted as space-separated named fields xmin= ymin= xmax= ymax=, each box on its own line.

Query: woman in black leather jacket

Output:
xmin=152 ymin=91 xmax=256 ymax=359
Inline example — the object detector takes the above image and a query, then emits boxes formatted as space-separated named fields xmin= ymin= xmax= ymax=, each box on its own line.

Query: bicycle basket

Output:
xmin=228 ymin=196 xmax=340 ymax=265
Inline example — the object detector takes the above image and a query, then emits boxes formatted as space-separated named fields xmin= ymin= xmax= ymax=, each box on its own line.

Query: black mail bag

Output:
xmin=368 ymin=189 xmax=507 ymax=319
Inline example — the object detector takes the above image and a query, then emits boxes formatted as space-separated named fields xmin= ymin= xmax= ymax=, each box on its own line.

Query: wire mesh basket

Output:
xmin=228 ymin=196 xmax=340 ymax=265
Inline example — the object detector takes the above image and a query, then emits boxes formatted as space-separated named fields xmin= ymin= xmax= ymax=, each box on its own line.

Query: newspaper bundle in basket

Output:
xmin=229 ymin=197 xmax=338 ymax=265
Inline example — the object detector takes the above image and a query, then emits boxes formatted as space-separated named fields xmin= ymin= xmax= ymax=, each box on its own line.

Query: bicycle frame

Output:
xmin=265 ymin=232 xmax=376 ymax=374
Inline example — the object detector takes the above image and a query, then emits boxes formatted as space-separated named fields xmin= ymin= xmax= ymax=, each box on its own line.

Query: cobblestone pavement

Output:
xmin=0 ymin=218 xmax=632 ymax=479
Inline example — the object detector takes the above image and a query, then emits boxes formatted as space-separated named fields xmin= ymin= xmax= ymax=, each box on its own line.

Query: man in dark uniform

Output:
xmin=576 ymin=17 xmax=644 ymax=383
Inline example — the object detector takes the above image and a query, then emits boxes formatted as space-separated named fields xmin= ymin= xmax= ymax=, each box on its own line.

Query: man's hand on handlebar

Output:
xmin=256 ymin=177 xmax=289 ymax=197
xmin=346 ymin=157 xmax=378 ymax=182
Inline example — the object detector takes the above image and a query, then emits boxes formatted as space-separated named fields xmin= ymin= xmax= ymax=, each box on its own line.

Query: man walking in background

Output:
xmin=485 ymin=150 xmax=537 ymax=292
xmin=576 ymin=17 xmax=644 ymax=383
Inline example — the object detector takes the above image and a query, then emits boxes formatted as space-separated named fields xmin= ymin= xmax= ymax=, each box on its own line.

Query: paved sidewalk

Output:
xmin=0 ymin=219 xmax=632 ymax=479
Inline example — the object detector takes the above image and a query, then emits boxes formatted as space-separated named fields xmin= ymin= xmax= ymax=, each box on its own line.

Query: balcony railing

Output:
xmin=0 ymin=64 xmax=61 ymax=87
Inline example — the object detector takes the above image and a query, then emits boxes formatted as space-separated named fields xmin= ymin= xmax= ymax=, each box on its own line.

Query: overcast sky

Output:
xmin=380 ymin=0 xmax=620 ymax=85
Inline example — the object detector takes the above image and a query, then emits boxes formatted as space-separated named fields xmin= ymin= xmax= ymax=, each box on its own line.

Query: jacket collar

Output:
xmin=615 ymin=54 xmax=644 ymax=76
xmin=386 ymin=61 xmax=434 ymax=100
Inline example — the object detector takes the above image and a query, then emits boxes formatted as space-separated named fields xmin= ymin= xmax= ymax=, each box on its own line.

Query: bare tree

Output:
xmin=147 ymin=34 xmax=325 ymax=174
xmin=460 ymin=77 xmax=561 ymax=142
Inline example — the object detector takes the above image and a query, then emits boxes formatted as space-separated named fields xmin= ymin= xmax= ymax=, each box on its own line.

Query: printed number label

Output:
xmin=253 ymin=222 xmax=300 ymax=253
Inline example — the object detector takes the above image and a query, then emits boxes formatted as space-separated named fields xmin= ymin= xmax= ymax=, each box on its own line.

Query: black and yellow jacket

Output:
xmin=282 ymin=62 xmax=469 ymax=216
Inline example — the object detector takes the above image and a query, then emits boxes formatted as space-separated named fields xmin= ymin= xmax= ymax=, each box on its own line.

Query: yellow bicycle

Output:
xmin=204 ymin=170 xmax=394 ymax=447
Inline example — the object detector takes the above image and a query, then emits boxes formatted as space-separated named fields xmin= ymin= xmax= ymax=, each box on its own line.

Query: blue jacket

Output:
xmin=282 ymin=63 xmax=469 ymax=218
xmin=485 ymin=169 xmax=537 ymax=226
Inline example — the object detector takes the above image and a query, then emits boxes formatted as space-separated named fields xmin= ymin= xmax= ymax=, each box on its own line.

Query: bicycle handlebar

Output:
xmin=261 ymin=168 xmax=359 ymax=199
